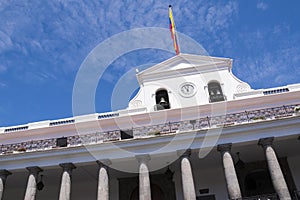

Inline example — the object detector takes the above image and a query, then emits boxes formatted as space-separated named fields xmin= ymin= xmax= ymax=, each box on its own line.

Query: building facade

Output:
xmin=0 ymin=54 xmax=300 ymax=200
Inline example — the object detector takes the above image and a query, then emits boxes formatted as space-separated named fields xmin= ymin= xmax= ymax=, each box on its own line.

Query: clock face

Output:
xmin=180 ymin=82 xmax=196 ymax=97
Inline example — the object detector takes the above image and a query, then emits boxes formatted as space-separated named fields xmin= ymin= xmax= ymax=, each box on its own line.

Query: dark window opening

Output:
xmin=244 ymin=169 xmax=275 ymax=197
xmin=121 ymin=129 xmax=133 ymax=140
xmin=130 ymin=184 xmax=166 ymax=200
xmin=56 ymin=137 xmax=67 ymax=147
xmin=208 ymin=82 xmax=225 ymax=103
xmin=199 ymin=188 xmax=209 ymax=194
xmin=154 ymin=89 xmax=170 ymax=110
xmin=197 ymin=195 xmax=216 ymax=200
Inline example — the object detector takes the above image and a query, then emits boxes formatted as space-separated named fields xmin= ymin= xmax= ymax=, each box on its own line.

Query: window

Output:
xmin=120 ymin=129 xmax=133 ymax=140
xmin=56 ymin=137 xmax=68 ymax=147
xmin=244 ymin=169 xmax=275 ymax=196
xmin=208 ymin=82 xmax=225 ymax=103
xmin=197 ymin=195 xmax=216 ymax=200
xmin=154 ymin=89 xmax=170 ymax=110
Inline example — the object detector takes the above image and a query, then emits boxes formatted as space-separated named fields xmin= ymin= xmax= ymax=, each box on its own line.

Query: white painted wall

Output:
xmin=129 ymin=68 xmax=250 ymax=112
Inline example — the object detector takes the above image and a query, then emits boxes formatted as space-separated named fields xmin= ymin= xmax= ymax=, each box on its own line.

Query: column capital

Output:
xmin=96 ymin=159 xmax=112 ymax=168
xmin=177 ymin=149 xmax=191 ymax=159
xmin=217 ymin=143 xmax=232 ymax=153
xmin=26 ymin=166 xmax=43 ymax=176
xmin=0 ymin=169 xmax=12 ymax=180
xmin=135 ymin=154 xmax=151 ymax=164
xmin=59 ymin=163 xmax=76 ymax=172
xmin=258 ymin=137 xmax=274 ymax=149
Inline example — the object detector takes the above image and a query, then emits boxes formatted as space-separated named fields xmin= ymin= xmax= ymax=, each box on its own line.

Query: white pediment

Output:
xmin=137 ymin=54 xmax=232 ymax=84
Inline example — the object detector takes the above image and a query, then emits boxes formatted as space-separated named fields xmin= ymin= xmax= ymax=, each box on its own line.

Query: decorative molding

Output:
xmin=177 ymin=149 xmax=191 ymax=159
xmin=59 ymin=163 xmax=76 ymax=172
xmin=235 ymin=83 xmax=251 ymax=93
xmin=1 ymin=90 xmax=299 ymax=145
xmin=0 ymin=115 xmax=299 ymax=171
xmin=0 ymin=170 xmax=12 ymax=180
xmin=217 ymin=143 xmax=232 ymax=153
xmin=96 ymin=159 xmax=112 ymax=168
xmin=26 ymin=166 xmax=43 ymax=175
xmin=135 ymin=154 xmax=151 ymax=164
xmin=258 ymin=137 xmax=274 ymax=149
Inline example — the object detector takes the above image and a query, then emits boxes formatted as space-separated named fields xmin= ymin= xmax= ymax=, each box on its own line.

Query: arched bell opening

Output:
xmin=154 ymin=89 xmax=170 ymax=111
xmin=207 ymin=81 xmax=225 ymax=103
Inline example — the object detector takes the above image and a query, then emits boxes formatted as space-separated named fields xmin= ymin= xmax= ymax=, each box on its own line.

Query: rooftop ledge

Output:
xmin=1 ymin=83 xmax=300 ymax=134
xmin=1 ymin=104 xmax=299 ymax=156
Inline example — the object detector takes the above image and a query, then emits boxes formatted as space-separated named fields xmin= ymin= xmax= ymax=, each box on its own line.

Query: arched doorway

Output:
xmin=130 ymin=184 xmax=166 ymax=200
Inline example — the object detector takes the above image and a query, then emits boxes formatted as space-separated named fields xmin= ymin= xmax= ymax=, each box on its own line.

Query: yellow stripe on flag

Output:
xmin=169 ymin=5 xmax=180 ymax=55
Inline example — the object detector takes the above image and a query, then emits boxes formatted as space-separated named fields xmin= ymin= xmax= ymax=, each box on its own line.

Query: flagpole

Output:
xmin=169 ymin=5 xmax=180 ymax=55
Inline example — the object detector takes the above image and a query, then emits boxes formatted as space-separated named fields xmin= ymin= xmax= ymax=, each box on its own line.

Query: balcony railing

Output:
xmin=241 ymin=193 xmax=279 ymax=200
xmin=240 ymin=190 xmax=300 ymax=200
xmin=0 ymin=104 xmax=299 ymax=155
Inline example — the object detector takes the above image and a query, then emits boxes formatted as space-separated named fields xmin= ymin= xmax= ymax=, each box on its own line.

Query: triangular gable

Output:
xmin=137 ymin=54 xmax=232 ymax=84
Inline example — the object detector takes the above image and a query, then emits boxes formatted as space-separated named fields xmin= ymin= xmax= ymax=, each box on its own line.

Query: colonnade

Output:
xmin=0 ymin=137 xmax=292 ymax=200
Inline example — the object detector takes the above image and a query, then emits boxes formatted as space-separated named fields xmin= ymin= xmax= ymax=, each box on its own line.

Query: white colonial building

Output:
xmin=0 ymin=54 xmax=300 ymax=200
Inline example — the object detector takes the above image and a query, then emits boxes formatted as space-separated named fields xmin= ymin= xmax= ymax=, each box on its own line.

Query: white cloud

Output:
xmin=0 ymin=0 xmax=240 ymax=84
xmin=0 ymin=31 xmax=12 ymax=52
xmin=257 ymin=2 xmax=268 ymax=11
xmin=0 ymin=0 xmax=10 ymax=14
xmin=4 ymin=0 xmax=299 ymax=91
xmin=0 ymin=82 xmax=6 ymax=87
xmin=174 ymin=1 xmax=239 ymax=56
xmin=205 ymin=1 xmax=238 ymax=31
xmin=235 ymin=45 xmax=300 ymax=88
xmin=231 ymin=21 xmax=300 ymax=89
xmin=0 ymin=64 xmax=6 ymax=73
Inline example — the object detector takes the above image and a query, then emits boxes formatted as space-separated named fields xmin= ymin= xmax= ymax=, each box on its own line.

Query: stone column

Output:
xmin=59 ymin=163 xmax=76 ymax=200
xmin=217 ymin=143 xmax=242 ymax=200
xmin=136 ymin=154 xmax=151 ymax=200
xmin=258 ymin=137 xmax=291 ymax=199
xmin=96 ymin=159 xmax=111 ymax=200
xmin=24 ymin=166 xmax=43 ymax=200
xmin=0 ymin=170 xmax=12 ymax=200
xmin=177 ymin=149 xmax=196 ymax=200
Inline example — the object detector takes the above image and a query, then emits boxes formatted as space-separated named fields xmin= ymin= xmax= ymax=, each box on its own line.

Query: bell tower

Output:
xmin=128 ymin=54 xmax=251 ymax=112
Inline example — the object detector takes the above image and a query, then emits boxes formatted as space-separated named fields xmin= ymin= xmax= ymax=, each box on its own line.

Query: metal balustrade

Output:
xmin=0 ymin=104 xmax=299 ymax=155
xmin=4 ymin=126 xmax=29 ymax=133
xmin=49 ymin=119 xmax=75 ymax=126
xmin=263 ymin=88 xmax=289 ymax=95
xmin=241 ymin=193 xmax=279 ymax=200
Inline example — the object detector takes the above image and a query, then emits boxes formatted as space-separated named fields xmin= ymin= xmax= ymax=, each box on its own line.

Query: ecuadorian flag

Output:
xmin=169 ymin=5 xmax=180 ymax=55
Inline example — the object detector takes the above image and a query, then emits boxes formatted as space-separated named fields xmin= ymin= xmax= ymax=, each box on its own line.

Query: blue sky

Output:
xmin=0 ymin=0 xmax=300 ymax=127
